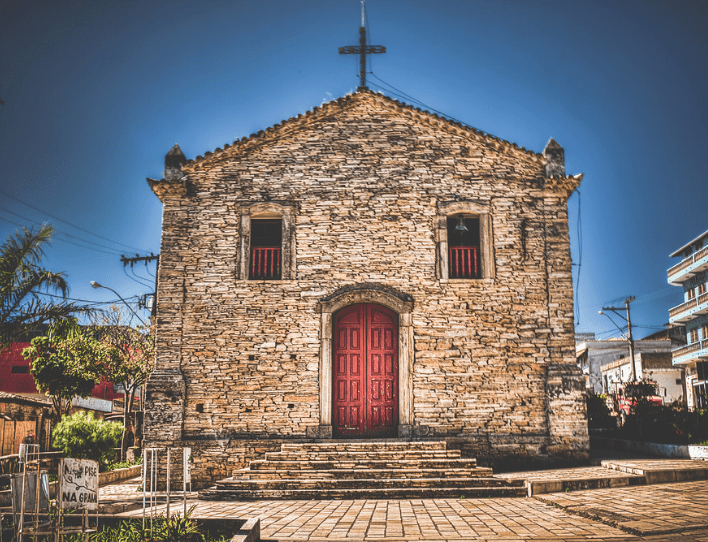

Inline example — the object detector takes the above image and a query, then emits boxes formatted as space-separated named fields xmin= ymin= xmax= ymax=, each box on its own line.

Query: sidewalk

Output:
xmin=99 ymin=456 xmax=708 ymax=541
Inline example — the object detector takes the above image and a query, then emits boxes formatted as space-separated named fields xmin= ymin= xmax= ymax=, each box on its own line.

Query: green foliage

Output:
xmin=106 ymin=457 xmax=142 ymax=472
xmin=586 ymin=392 xmax=615 ymax=429
xmin=23 ymin=317 xmax=120 ymax=419
xmin=64 ymin=509 xmax=231 ymax=542
xmin=619 ymin=404 xmax=708 ymax=444
xmin=157 ymin=510 xmax=204 ymax=542
xmin=52 ymin=411 xmax=123 ymax=467
xmin=0 ymin=223 xmax=87 ymax=350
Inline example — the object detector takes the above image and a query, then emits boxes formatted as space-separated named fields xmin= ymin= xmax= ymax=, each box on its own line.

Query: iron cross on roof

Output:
xmin=339 ymin=23 xmax=385 ymax=90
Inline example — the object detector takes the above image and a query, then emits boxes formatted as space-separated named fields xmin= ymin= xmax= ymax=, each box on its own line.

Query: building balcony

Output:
xmin=672 ymin=339 xmax=708 ymax=366
xmin=669 ymin=292 xmax=708 ymax=324
xmin=668 ymin=244 xmax=708 ymax=285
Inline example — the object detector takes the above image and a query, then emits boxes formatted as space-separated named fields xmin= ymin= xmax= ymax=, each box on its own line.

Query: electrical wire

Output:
xmin=574 ymin=190 xmax=582 ymax=325
xmin=38 ymin=291 xmax=140 ymax=304
xmin=123 ymin=266 xmax=152 ymax=288
xmin=35 ymin=292 xmax=141 ymax=311
xmin=633 ymin=286 xmax=680 ymax=304
xmin=366 ymin=72 xmax=594 ymax=331
xmin=367 ymin=73 xmax=486 ymax=135
xmin=0 ymin=207 xmax=124 ymax=256
xmin=1 ymin=216 xmax=32 ymax=229
xmin=0 ymin=188 xmax=149 ymax=253
xmin=131 ymin=265 xmax=154 ymax=287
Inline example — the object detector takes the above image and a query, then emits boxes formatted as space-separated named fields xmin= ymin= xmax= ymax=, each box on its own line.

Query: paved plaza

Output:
xmin=101 ymin=457 xmax=708 ymax=541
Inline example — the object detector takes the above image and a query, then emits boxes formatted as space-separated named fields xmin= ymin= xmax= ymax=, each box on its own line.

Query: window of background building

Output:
xmin=690 ymin=328 xmax=699 ymax=344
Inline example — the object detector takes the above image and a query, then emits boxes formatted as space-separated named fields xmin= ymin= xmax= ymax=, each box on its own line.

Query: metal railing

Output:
xmin=672 ymin=339 xmax=707 ymax=361
xmin=669 ymin=292 xmax=708 ymax=319
xmin=668 ymin=244 xmax=708 ymax=279
xmin=449 ymin=246 xmax=479 ymax=279
xmin=250 ymin=247 xmax=281 ymax=280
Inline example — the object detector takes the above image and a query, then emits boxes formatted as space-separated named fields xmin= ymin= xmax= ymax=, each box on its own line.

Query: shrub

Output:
xmin=619 ymin=404 xmax=708 ymax=444
xmin=66 ymin=509 xmax=231 ymax=542
xmin=105 ymin=457 xmax=142 ymax=472
xmin=586 ymin=392 xmax=615 ymax=429
xmin=52 ymin=411 xmax=123 ymax=468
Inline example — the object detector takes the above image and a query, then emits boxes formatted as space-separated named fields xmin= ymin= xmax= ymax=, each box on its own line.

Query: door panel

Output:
xmin=333 ymin=303 xmax=398 ymax=437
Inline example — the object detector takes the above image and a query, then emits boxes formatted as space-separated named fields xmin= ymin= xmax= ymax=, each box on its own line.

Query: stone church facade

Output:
xmin=145 ymin=90 xmax=588 ymax=487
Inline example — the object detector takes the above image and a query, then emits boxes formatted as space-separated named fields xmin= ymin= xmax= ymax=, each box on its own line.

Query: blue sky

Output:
xmin=1 ymin=0 xmax=706 ymax=338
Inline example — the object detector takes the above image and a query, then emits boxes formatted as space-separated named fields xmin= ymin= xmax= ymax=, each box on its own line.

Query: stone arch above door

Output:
xmin=308 ymin=285 xmax=414 ymax=439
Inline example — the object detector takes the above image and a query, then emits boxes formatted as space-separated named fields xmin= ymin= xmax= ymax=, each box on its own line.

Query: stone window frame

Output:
xmin=436 ymin=201 xmax=495 ymax=281
xmin=238 ymin=203 xmax=295 ymax=280
xmin=310 ymin=287 xmax=415 ymax=439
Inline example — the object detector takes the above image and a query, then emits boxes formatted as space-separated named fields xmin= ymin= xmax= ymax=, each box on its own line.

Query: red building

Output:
xmin=0 ymin=342 xmax=122 ymax=401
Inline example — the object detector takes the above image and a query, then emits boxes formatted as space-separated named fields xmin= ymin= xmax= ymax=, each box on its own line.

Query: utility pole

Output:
xmin=120 ymin=253 xmax=160 ymax=317
xmin=600 ymin=296 xmax=637 ymax=382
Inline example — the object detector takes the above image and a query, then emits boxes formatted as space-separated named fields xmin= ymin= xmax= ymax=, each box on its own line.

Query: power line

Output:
xmin=0 ymin=208 xmax=124 ymax=256
xmin=0 ymin=188 xmax=149 ymax=253
xmin=573 ymin=190 xmax=582 ymax=326
xmin=0 ymin=207 xmax=120 ymax=256
xmin=123 ymin=265 xmax=152 ymax=288
xmin=367 ymin=73 xmax=480 ymax=133
xmin=130 ymin=265 xmax=153 ymax=287
xmin=36 ymin=291 xmax=140 ymax=305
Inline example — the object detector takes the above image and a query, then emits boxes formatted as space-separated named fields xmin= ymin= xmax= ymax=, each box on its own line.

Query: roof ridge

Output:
xmin=185 ymin=89 xmax=542 ymax=171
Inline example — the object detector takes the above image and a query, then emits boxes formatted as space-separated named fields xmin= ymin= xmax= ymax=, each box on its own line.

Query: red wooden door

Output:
xmin=333 ymin=303 xmax=398 ymax=438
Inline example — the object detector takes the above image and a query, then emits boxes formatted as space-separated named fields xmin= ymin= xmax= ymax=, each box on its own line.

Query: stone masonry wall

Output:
xmin=145 ymin=91 xmax=588 ymax=485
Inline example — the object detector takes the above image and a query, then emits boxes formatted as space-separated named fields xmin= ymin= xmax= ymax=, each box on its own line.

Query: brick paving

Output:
xmin=497 ymin=466 xmax=633 ymax=482
xmin=601 ymin=458 xmax=708 ymax=474
xmin=536 ymin=479 xmax=708 ymax=537
xmin=100 ymin=458 xmax=708 ymax=541
xmin=126 ymin=496 xmax=630 ymax=540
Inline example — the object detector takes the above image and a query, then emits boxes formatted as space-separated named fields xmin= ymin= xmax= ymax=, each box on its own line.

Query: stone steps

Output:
xmin=264 ymin=449 xmax=463 ymax=461
xmin=200 ymin=440 xmax=524 ymax=500
xmin=234 ymin=467 xmax=493 ymax=480
xmin=212 ymin=476 xmax=520 ymax=491
xmin=280 ymin=440 xmax=448 ymax=452
xmin=200 ymin=485 xmax=525 ymax=501
xmin=249 ymin=458 xmax=479 ymax=471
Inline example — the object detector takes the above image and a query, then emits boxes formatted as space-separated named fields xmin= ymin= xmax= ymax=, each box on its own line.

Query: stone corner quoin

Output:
xmin=143 ymin=90 xmax=588 ymax=488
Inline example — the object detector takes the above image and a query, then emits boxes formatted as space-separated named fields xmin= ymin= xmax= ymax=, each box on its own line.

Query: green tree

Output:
xmin=95 ymin=306 xmax=155 ymax=458
xmin=52 ymin=411 xmax=123 ymax=467
xmin=0 ymin=223 xmax=86 ymax=351
xmin=23 ymin=318 xmax=119 ymax=420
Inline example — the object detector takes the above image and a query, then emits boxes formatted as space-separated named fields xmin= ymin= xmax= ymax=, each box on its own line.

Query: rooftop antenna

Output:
xmin=339 ymin=0 xmax=386 ymax=90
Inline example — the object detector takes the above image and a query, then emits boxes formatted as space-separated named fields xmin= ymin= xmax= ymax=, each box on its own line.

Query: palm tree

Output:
xmin=0 ymin=223 xmax=86 ymax=351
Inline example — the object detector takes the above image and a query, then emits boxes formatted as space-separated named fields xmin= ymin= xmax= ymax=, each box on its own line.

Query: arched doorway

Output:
xmin=333 ymin=303 xmax=398 ymax=438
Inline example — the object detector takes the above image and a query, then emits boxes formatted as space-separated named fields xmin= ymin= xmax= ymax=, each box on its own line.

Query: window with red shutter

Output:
xmin=249 ymin=219 xmax=282 ymax=280
xmin=447 ymin=217 xmax=481 ymax=279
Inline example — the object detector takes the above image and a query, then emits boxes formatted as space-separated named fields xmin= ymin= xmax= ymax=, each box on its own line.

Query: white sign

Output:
xmin=183 ymin=447 xmax=191 ymax=484
xmin=72 ymin=396 xmax=113 ymax=413
xmin=60 ymin=458 xmax=99 ymax=510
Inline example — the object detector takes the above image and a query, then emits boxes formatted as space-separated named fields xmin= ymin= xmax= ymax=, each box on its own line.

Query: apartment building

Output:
xmin=668 ymin=230 xmax=708 ymax=409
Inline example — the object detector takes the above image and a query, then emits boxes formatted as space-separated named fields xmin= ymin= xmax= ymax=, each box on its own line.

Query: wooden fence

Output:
xmin=0 ymin=419 xmax=41 ymax=455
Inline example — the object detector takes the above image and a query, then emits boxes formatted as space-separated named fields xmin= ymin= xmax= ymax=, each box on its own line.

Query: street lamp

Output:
xmin=90 ymin=281 xmax=147 ymax=326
